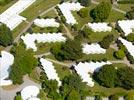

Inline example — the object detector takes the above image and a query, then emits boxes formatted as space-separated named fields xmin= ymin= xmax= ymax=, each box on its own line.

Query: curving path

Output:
xmin=0 ymin=75 xmax=40 ymax=100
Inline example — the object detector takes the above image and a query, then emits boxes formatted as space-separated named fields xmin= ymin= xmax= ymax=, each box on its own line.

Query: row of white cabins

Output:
xmin=0 ymin=0 xmax=134 ymax=100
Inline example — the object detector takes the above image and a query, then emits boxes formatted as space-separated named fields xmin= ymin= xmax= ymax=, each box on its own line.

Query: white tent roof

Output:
xmin=58 ymin=2 xmax=83 ymax=25
xmin=0 ymin=0 xmax=36 ymax=30
xmin=73 ymin=61 xmax=111 ymax=87
xmin=118 ymin=20 xmax=134 ymax=36
xmin=119 ymin=37 xmax=134 ymax=58
xmin=21 ymin=85 xmax=40 ymax=100
xmin=0 ymin=51 xmax=14 ymax=86
xmin=40 ymin=58 xmax=61 ymax=86
xmin=82 ymin=43 xmax=106 ymax=54
xmin=34 ymin=18 xmax=60 ymax=28
xmin=87 ymin=22 xmax=112 ymax=32
xmin=21 ymin=33 xmax=66 ymax=51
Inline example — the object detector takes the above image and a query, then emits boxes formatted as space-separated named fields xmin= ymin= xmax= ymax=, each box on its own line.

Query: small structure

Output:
xmin=58 ymin=2 xmax=83 ymax=25
xmin=40 ymin=58 xmax=61 ymax=86
xmin=87 ymin=23 xmax=112 ymax=32
xmin=21 ymin=33 xmax=66 ymax=51
xmin=21 ymin=85 xmax=40 ymax=100
xmin=0 ymin=51 xmax=14 ymax=86
xmin=82 ymin=43 xmax=106 ymax=54
xmin=34 ymin=18 xmax=60 ymax=28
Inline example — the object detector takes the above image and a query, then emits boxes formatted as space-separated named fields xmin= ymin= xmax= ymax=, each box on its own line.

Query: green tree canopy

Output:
xmin=117 ymin=67 xmax=134 ymax=89
xmin=99 ymin=34 xmax=114 ymax=49
xmin=9 ymin=44 xmax=38 ymax=84
xmin=94 ymin=64 xmax=117 ymax=88
xmin=0 ymin=23 xmax=13 ymax=46
xmin=51 ymin=39 xmax=83 ymax=61
xmin=90 ymin=2 xmax=112 ymax=22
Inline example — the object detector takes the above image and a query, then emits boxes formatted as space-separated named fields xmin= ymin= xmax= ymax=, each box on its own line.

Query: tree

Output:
xmin=60 ymin=74 xmax=87 ymax=99
xmin=114 ymin=49 xmax=125 ymax=59
xmin=94 ymin=65 xmax=117 ymax=88
xmin=117 ymin=67 xmax=134 ymax=89
xmin=78 ymin=8 xmax=89 ymax=18
xmin=51 ymin=39 xmax=83 ymax=61
xmin=78 ymin=0 xmax=91 ymax=7
xmin=99 ymin=34 xmax=114 ymax=49
xmin=0 ymin=23 xmax=13 ymax=46
xmin=9 ymin=44 xmax=38 ymax=84
xmin=90 ymin=2 xmax=112 ymax=22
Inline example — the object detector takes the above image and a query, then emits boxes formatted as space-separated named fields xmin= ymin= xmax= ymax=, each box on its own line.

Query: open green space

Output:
xmin=12 ymin=22 xmax=28 ymax=39
xmin=53 ymin=63 xmax=71 ymax=80
xmin=0 ymin=0 xmax=17 ymax=13
xmin=20 ymin=0 xmax=60 ymax=21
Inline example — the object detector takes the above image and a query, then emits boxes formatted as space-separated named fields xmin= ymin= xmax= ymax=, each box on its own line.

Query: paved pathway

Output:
xmin=34 ymin=52 xmax=51 ymax=58
xmin=46 ymin=58 xmax=75 ymax=68
xmin=0 ymin=75 xmax=41 ymax=100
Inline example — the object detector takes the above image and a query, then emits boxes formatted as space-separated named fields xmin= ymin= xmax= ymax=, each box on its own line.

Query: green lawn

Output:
xmin=12 ymin=22 xmax=28 ymax=39
xmin=72 ymin=4 xmax=96 ymax=30
xmin=20 ymin=0 xmax=60 ymax=21
xmin=0 ymin=0 xmax=17 ymax=13
xmin=107 ymin=9 xmax=125 ymax=22
xmin=86 ymin=28 xmax=119 ymax=43
xmin=35 ymin=43 xmax=53 ymax=55
xmin=116 ymin=4 xmax=134 ymax=12
xmin=54 ymin=63 xmax=71 ymax=80
xmin=41 ymin=9 xmax=57 ymax=18
xmin=29 ymin=68 xmax=40 ymax=83
xmin=88 ymin=82 xmax=134 ymax=96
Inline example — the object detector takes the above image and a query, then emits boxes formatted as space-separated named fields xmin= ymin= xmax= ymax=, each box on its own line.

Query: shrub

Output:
xmin=114 ymin=49 xmax=125 ymax=59
xmin=78 ymin=8 xmax=89 ymax=18
xmin=99 ymin=34 xmax=114 ymax=49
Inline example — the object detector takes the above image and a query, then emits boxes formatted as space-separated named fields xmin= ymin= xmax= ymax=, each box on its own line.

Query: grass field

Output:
xmin=0 ymin=0 xmax=17 ymax=13
xmin=12 ymin=22 xmax=28 ymax=39
xmin=54 ymin=63 xmax=71 ymax=80
xmin=20 ymin=0 xmax=60 ymax=21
